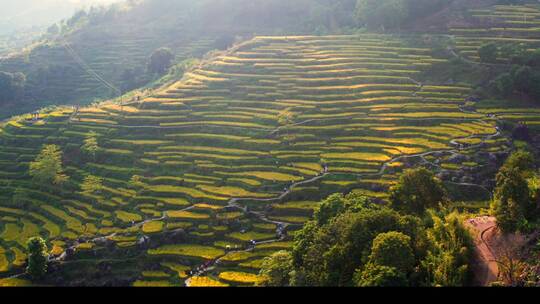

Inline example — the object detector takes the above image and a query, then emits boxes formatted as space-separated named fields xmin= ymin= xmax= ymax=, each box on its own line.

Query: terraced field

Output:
xmin=0 ymin=34 xmax=511 ymax=286
xmin=0 ymin=26 xmax=218 ymax=118
xmin=451 ymin=4 xmax=540 ymax=62
xmin=447 ymin=4 xmax=540 ymax=131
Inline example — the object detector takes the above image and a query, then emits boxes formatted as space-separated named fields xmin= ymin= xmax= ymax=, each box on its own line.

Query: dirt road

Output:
xmin=465 ymin=216 xmax=499 ymax=286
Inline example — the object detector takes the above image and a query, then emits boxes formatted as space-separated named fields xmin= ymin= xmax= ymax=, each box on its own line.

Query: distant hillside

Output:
xmin=0 ymin=0 xmax=121 ymax=34
xmin=0 ymin=0 xmax=357 ymax=119
xmin=405 ymin=0 xmax=498 ymax=32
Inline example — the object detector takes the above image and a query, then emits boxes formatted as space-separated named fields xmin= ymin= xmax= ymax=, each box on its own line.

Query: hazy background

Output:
xmin=0 ymin=0 xmax=122 ymax=34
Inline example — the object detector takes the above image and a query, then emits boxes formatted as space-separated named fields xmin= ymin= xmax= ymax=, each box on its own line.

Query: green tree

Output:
xmin=313 ymin=193 xmax=371 ymax=225
xmin=501 ymin=43 xmax=527 ymax=64
xmin=491 ymin=73 xmax=515 ymax=97
xmin=503 ymin=150 xmax=535 ymax=176
xmin=26 ymin=237 xmax=49 ymax=280
xmin=512 ymin=66 xmax=533 ymax=96
xmin=128 ymin=175 xmax=145 ymax=194
xmin=29 ymin=145 xmax=68 ymax=186
xmin=0 ymin=71 xmax=25 ymax=104
xmin=528 ymin=71 xmax=540 ymax=100
xmin=277 ymin=108 xmax=298 ymax=137
xmin=81 ymin=175 xmax=104 ymax=195
xmin=258 ymin=250 xmax=294 ymax=286
xmin=292 ymin=200 xmax=418 ymax=286
xmin=81 ymin=131 xmax=99 ymax=160
xmin=491 ymin=150 xmax=537 ymax=233
xmin=369 ymin=231 xmax=415 ymax=273
xmin=355 ymin=0 xmax=408 ymax=30
xmin=491 ymin=167 xmax=531 ymax=233
xmin=277 ymin=108 xmax=297 ymax=126
xmin=389 ymin=168 xmax=447 ymax=214
xmin=147 ymin=48 xmax=175 ymax=74
xmin=354 ymin=263 xmax=407 ymax=287
xmin=478 ymin=42 xmax=499 ymax=63
xmin=421 ymin=210 xmax=473 ymax=286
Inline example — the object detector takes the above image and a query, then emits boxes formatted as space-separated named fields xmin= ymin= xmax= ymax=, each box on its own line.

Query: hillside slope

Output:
xmin=0 ymin=34 xmax=513 ymax=286
xmin=0 ymin=0 xmax=357 ymax=119
xmin=0 ymin=0 xmax=121 ymax=35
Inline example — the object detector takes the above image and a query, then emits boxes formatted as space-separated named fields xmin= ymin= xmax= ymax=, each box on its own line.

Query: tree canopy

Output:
xmin=355 ymin=0 xmax=408 ymax=30
xmin=81 ymin=175 xmax=104 ymax=195
xmin=354 ymin=263 xmax=408 ymax=287
xmin=389 ymin=167 xmax=448 ymax=214
xmin=259 ymin=170 xmax=473 ymax=287
xmin=147 ymin=48 xmax=175 ymax=75
xmin=421 ymin=210 xmax=473 ymax=286
xmin=368 ymin=231 xmax=415 ymax=273
xmin=0 ymin=71 xmax=26 ymax=104
xmin=491 ymin=151 xmax=537 ymax=233
xmin=26 ymin=237 xmax=49 ymax=280
xmin=29 ymin=145 xmax=68 ymax=186
xmin=355 ymin=0 xmax=450 ymax=30
xmin=81 ymin=131 xmax=99 ymax=160
xmin=258 ymin=250 xmax=294 ymax=287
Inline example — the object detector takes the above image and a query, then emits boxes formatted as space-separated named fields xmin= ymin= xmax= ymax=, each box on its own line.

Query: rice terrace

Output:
xmin=1 ymin=0 xmax=540 ymax=287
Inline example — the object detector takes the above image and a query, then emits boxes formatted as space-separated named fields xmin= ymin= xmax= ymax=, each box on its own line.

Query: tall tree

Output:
xmin=491 ymin=167 xmax=531 ymax=233
xmin=368 ymin=231 xmax=415 ymax=273
xmin=29 ymin=145 xmax=68 ymax=186
xmin=0 ymin=71 xmax=25 ymax=104
xmin=355 ymin=0 xmax=408 ymax=30
xmin=313 ymin=193 xmax=371 ymax=225
xmin=291 ymin=196 xmax=419 ymax=286
xmin=491 ymin=150 xmax=537 ymax=233
xmin=147 ymin=48 xmax=175 ymax=74
xmin=354 ymin=263 xmax=407 ymax=287
xmin=26 ymin=237 xmax=49 ymax=280
xmin=421 ymin=210 xmax=473 ymax=286
xmin=81 ymin=175 xmax=104 ymax=196
xmin=389 ymin=168 xmax=448 ymax=214
xmin=478 ymin=42 xmax=499 ymax=63
xmin=258 ymin=250 xmax=294 ymax=286
xmin=81 ymin=131 xmax=99 ymax=160
xmin=503 ymin=150 xmax=535 ymax=175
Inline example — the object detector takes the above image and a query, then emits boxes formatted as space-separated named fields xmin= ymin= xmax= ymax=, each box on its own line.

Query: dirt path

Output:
xmin=465 ymin=216 xmax=499 ymax=286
